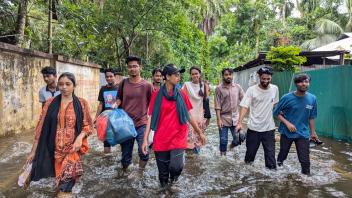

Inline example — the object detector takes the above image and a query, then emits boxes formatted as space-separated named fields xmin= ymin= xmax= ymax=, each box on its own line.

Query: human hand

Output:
xmin=286 ymin=122 xmax=297 ymax=133
xmin=217 ymin=119 xmax=223 ymax=129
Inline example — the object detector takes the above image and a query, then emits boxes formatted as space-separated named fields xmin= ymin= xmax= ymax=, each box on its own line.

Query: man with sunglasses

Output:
xmin=236 ymin=66 xmax=279 ymax=169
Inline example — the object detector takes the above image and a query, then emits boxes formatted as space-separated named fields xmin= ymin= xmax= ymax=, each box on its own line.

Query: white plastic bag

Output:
xmin=18 ymin=163 xmax=32 ymax=189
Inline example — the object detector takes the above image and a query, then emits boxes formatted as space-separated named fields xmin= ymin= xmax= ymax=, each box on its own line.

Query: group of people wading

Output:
xmin=25 ymin=55 xmax=321 ymax=197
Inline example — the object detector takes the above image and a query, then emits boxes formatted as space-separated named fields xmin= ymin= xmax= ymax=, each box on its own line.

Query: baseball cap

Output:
xmin=162 ymin=64 xmax=185 ymax=76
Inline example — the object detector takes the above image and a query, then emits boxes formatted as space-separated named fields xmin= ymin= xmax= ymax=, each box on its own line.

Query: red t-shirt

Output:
xmin=148 ymin=90 xmax=192 ymax=151
xmin=118 ymin=79 xmax=153 ymax=128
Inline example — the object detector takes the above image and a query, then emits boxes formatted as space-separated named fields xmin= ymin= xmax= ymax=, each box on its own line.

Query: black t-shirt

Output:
xmin=98 ymin=84 xmax=119 ymax=111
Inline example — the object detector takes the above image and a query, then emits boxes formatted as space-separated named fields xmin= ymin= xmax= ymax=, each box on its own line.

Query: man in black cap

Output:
xmin=237 ymin=66 xmax=279 ymax=169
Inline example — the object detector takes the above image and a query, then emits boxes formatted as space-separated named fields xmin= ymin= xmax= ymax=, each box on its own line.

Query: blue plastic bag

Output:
xmin=105 ymin=109 xmax=137 ymax=146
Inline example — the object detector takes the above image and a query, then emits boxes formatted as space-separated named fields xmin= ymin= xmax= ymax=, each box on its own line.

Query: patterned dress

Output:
xmin=182 ymin=82 xmax=205 ymax=149
xmin=34 ymin=97 xmax=93 ymax=185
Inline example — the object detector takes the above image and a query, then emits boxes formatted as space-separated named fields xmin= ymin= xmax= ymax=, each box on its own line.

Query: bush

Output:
xmin=266 ymin=46 xmax=307 ymax=71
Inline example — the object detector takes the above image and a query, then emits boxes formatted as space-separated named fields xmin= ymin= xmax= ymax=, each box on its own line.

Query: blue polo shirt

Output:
xmin=273 ymin=92 xmax=317 ymax=139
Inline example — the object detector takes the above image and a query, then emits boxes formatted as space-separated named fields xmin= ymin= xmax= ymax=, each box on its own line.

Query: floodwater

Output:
xmin=0 ymin=121 xmax=352 ymax=198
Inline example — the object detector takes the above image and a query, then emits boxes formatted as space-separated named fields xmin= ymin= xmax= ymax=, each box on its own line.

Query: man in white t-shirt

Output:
xmin=236 ymin=66 xmax=279 ymax=169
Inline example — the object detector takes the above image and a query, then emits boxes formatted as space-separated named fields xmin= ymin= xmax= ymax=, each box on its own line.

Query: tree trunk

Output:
xmin=14 ymin=0 xmax=29 ymax=46
xmin=146 ymin=32 xmax=149 ymax=60
xmin=122 ymin=37 xmax=130 ymax=57
xmin=255 ymin=34 xmax=259 ymax=57
xmin=48 ymin=0 xmax=53 ymax=54
xmin=282 ymin=1 xmax=286 ymax=27
xmin=295 ymin=0 xmax=303 ymax=18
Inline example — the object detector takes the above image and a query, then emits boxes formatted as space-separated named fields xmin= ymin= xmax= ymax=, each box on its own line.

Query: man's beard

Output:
xmin=260 ymin=81 xmax=269 ymax=88
xmin=224 ymin=79 xmax=232 ymax=84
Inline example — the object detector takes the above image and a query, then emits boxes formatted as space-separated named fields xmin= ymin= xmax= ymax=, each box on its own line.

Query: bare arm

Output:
xmin=205 ymin=118 xmax=210 ymax=128
xmin=142 ymin=116 xmax=152 ymax=155
xmin=116 ymin=99 xmax=121 ymax=107
xmin=189 ymin=115 xmax=201 ymax=135
xmin=215 ymin=109 xmax=223 ymax=128
xmin=143 ymin=116 xmax=152 ymax=144
xmin=236 ymin=107 xmax=248 ymax=131
xmin=277 ymin=114 xmax=296 ymax=132
xmin=309 ymin=119 xmax=318 ymax=139
xmin=94 ymin=102 xmax=104 ymax=120
xmin=189 ymin=114 xmax=206 ymax=145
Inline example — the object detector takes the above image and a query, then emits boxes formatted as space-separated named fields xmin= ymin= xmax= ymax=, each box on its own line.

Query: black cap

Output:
xmin=162 ymin=64 xmax=185 ymax=76
xmin=257 ymin=66 xmax=273 ymax=75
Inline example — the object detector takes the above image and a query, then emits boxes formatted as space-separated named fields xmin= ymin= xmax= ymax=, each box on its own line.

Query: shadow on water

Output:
xmin=1 ymin=121 xmax=352 ymax=197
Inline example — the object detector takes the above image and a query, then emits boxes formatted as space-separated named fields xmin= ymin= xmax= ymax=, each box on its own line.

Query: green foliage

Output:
xmin=266 ymin=46 xmax=307 ymax=71
xmin=2 ymin=0 xmax=352 ymax=83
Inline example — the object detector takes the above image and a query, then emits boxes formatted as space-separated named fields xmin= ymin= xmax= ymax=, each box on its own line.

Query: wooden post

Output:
xmin=338 ymin=53 xmax=344 ymax=65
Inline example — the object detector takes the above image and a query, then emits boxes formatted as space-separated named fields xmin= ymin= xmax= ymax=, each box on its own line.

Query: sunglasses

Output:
xmin=258 ymin=67 xmax=273 ymax=74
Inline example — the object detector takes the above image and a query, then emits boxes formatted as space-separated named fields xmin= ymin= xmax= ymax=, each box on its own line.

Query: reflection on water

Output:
xmin=0 ymin=121 xmax=352 ymax=197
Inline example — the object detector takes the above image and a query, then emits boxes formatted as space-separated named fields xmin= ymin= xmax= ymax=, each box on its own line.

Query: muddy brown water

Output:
xmin=0 ymin=122 xmax=352 ymax=198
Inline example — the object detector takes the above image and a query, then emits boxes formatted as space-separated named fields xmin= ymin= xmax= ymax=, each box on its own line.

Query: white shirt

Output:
xmin=240 ymin=84 xmax=279 ymax=132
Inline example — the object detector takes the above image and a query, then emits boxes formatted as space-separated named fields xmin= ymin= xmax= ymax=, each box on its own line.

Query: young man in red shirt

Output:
xmin=141 ymin=64 xmax=206 ymax=188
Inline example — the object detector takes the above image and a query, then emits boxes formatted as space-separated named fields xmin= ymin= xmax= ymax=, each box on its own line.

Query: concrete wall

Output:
xmin=99 ymin=72 xmax=125 ymax=87
xmin=55 ymin=56 xmax=100 ymax=108
xmin=0 ymin=42 xmax=101 ymax=136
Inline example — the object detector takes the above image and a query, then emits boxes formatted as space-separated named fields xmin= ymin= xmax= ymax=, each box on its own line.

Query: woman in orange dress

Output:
xmin=26 ymin=72 xmax=93 ymax=197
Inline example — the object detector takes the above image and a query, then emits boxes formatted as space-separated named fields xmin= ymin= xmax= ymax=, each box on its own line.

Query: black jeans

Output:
xmin=104 ymin=140 xmax=111 ymax=148
xmin=277 ymin=134 xmax=310 ymax=175
xmin=154 ymin=149 xmax=185 ymax=186
xmin=245 ymin=129 xmax=276 ymax=169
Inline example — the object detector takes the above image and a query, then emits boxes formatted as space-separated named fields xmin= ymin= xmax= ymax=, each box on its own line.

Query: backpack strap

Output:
xmin=119 ymin=78 xmax=127 ymax=107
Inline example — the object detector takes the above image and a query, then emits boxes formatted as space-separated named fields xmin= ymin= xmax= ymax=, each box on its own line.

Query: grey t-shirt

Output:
xmin=39 ymin=86 xmax=60 ymax=103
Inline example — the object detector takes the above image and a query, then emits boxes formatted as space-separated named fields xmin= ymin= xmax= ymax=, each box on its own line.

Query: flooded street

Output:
xmin=1 ymin=120 xmax=352 ymax=198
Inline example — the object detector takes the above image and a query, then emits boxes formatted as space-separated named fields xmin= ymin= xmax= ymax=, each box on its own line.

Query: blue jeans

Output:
xmin=219 ymin=126 xmax=236 ymax=152
xmin=120 ymin=125 xmax=149 ymax=168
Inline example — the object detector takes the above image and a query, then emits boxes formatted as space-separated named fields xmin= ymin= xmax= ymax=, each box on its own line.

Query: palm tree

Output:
xmin=301 ymin=18 xmax=343 ymax=50
xmin=297 ymin=0 xmax=320 ymax=18
xmin=345 ymin=0 xmax=352 ymax=31
xmin=300 ymin=0 xmax=352 ymax=50
xmin=274 ymin=0 xmax=294 ymax=24
xmin=198 ymin=0 xmax=225 ymax=38
xmin=198 ymin=0 xmax=225 ymax=79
